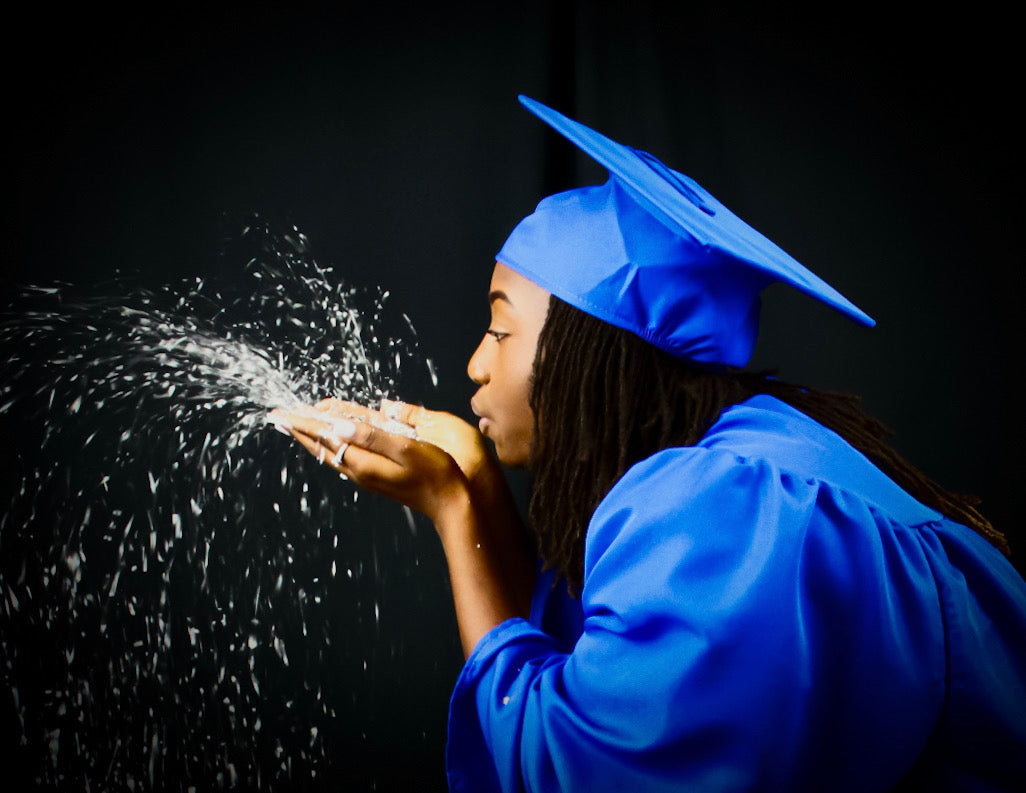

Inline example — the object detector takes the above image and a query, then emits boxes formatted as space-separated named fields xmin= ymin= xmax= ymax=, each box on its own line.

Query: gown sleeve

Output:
xmin=445 ymin=445 xmax=972 ymax=792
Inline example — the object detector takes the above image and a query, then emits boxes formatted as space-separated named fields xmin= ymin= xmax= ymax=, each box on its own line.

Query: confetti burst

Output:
xmin=0 ymin=217 xmax=441 ymax=790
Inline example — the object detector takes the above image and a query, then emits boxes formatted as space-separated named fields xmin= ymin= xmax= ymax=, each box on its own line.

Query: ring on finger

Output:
xmin=332 ymin=442 xmax=350 ymax=466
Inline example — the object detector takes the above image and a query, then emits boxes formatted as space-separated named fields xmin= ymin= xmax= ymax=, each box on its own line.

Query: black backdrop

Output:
xmin=3 ymin=3 xmax=1022 ymax=790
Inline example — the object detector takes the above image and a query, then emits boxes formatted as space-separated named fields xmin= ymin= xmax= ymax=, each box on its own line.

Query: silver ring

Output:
xmin=332 ymin=442 xmax=350 ymax=466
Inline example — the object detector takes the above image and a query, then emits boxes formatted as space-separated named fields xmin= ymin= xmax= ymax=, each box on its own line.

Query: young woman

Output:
xmin=273 ymin=97 xmax=1026 ymax=792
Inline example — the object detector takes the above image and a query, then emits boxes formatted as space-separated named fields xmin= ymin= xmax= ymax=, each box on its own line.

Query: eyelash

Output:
xmin=486 ymin=330 xmax=508 ymax=341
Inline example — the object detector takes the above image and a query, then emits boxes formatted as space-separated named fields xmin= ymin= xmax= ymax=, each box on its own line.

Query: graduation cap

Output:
xmin=496 ymin=95 xmax=874 ymax=368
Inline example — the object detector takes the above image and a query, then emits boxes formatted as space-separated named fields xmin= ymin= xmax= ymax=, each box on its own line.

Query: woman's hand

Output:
xmin=376 ymin=399 xmax=494 ymax=484
xmin=372 ymin=400 xmax=538 ymax=618
xmin=269 ymin=398 xmax=535 ymax=656
xmin=268 ymin=403 xmax=470 ymax=525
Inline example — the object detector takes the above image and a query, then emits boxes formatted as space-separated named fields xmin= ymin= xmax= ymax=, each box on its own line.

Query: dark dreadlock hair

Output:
xmin=528 ymin=296 xmax=1009 ymax=596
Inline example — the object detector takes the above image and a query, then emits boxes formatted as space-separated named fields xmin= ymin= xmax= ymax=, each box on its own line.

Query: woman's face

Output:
xmin=467 ymin=262 xmax=551 ymax=468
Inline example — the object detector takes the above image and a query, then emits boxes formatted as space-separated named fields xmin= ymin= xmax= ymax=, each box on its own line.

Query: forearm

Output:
xmin=435 ymin=490 xmax=532 ymax=658
xmin=271 ymin=403 xmax=535 ymax=656
xmin=464 ymin=470 xmax=537 ymax=619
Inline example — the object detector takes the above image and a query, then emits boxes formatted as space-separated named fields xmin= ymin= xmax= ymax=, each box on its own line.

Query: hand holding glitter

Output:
xmin=269 ymin=402 xmax=471 ymax=524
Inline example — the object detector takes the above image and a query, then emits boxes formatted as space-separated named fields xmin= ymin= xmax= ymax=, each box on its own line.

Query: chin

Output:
xmin=487 ymin=436 xmax=525 ymax=469
xmin=498 ymin=445 xmax=532 ymax=470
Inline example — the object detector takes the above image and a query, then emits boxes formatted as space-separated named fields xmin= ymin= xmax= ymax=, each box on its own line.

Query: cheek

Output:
xmin=507 ymin=349 xmax=536 ymax=416
xmin=492 ymin=351 xmax=536 ymax=450
xmin=495 ymin=406 xmax=535 ymax=467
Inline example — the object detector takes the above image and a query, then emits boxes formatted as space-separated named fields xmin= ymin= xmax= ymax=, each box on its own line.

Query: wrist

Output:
xmin=462 ymin=451 xmax=508 ymax=509
xmin=431 ymin=480 xmax=477 ymax=544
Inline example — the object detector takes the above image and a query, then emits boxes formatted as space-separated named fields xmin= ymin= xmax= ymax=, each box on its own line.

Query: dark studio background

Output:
xmin=2 ymin=3 xmax=1021 ymax=790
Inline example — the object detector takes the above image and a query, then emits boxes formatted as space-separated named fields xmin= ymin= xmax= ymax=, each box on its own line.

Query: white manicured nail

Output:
xmin=267 ymin=414 xmax=293 ymax=433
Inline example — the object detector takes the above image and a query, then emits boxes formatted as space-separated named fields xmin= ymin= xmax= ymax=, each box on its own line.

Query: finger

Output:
xmin=280 ymin=415 xmax=333 ymax=449
xmin=287 ymin=427 xmax=355 ymax=480
xmin=380 ymin=398 xmax=430 ymax=428
xmin=269 ymin=407 xmax=334 ymax=435
xmin=314 ymin=398 xmax=377 ymax=421
xmin=295 ymin=411 xmax=419 ymax=467
xmin=267 ymin=408 xmax=296 ymax=436
xmin=288 ymin=425 xmax=412 ymax=492
xmin=277 ymin=407 xmax=419 ymax=487
xmin=329 ymin=439 xmax=405 ymax=482
xmin=289 ymin=427 xmax=343 ymax=468
xmin=378 ymin=398 xmax=408 ymax=422
xmin=317 ymin=399 xmax=418 ymax=440
xmin=272 ymin=412 xmax=338 ymax=445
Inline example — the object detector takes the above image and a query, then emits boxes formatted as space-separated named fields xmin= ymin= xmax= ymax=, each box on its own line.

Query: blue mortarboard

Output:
xmin=496 ymin=95 xmax=874 ymax=367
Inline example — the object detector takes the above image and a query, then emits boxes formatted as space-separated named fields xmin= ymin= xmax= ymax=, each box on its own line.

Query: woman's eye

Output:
xmin=486 ymin=330 xmax=508 ymax=341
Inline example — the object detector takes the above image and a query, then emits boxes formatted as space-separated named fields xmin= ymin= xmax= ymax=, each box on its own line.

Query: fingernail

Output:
xmin=267 ymin=413 xmax=294 ymax=432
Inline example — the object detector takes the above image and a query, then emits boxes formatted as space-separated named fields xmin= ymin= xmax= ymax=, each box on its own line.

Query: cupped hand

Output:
xmin=311 ymin=398 xmax=505 ymax=495
xmin=272 ymin=398 xmax=538 ymax=626
xmin=377 ymin=399 xmax=495 ymax=482
xmin=268 ymin=404 xmax=469 ymax=524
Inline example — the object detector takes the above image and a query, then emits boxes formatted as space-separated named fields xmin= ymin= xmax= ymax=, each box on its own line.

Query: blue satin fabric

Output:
xmin=496 ymin=179 xmax=771 ymax=367
xmin=446 ymin=396 xmax=1026 ymax=792
xmin=495 ymin=96 xmax=875 ymax=369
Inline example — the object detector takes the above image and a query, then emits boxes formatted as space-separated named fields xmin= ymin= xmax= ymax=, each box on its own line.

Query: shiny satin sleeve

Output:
xmin=445 ymin=445 xmax=1025 ymax=792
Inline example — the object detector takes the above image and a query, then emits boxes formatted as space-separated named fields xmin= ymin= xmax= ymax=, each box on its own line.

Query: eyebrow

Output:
xmin=489 ymin=290 xmax=513 ymax=305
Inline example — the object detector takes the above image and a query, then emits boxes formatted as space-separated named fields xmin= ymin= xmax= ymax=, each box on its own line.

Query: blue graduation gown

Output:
xmin=446 ymin=395 xmax=1026 ymax=792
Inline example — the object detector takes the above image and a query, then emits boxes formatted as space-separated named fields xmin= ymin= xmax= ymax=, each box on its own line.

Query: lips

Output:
xmin=470 ymin=397 xmax=491 ymax=435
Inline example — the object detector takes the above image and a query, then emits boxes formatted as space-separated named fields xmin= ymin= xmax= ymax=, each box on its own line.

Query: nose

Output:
xmin=467 ymin=335 xmax=490 ymax=385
